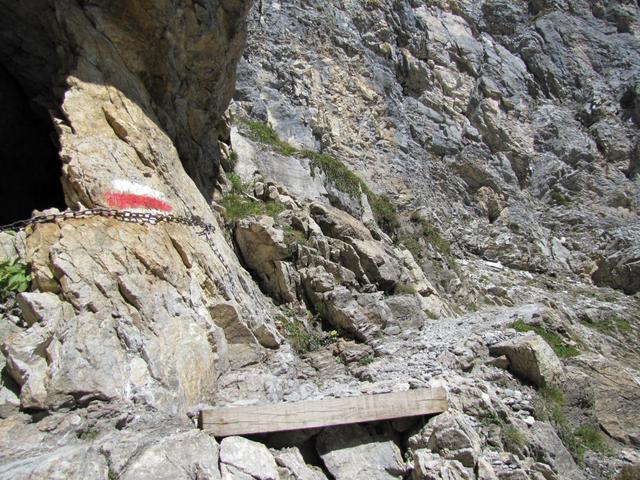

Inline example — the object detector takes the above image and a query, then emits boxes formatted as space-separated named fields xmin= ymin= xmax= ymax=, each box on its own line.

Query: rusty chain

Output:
xmin=0 ymin=208 xmax=215 ymax=236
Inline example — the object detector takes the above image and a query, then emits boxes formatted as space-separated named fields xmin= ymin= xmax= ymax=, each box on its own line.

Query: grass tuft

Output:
xmin=510 ymin=319 xmax=580 ymax=358
xmin=502 ymin=425 xmax=527 ymax=449
xmin=280 ymin=317 xmax=336 ymax=354
xmin=240 ymin=119 xmax=297 ymax=156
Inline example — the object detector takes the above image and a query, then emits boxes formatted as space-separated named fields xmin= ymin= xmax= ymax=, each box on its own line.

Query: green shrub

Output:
xmin=227 ymin=173 xmax=245 ymax=193
xmin=510 ymin=319 xmax=580 ymax=358
xmin=367 ymin=193 xmax=399 ymax=236
xmin=502 ymin=425 xmax=527 ymax=449
xmin=0 ymin=258 xmax=31 ymax=301
xmin=280 ymin=317 xmax=334 ymax=354
xmin=228 ymin=151 xmax=239 ymax=169
xmin=479 ymin=411 xmax=504 ymax=427
xmin=357 ymin=355 xmax=375 ymax=366
xmin=283 ymin=225 xmax=309 ymax=246
xmin=550 ymin=189 xmax=570 ymax=206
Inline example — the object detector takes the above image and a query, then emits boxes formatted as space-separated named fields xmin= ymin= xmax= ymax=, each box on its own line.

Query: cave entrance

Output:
xmin=0 ymin=65 xmax=66 ymax=226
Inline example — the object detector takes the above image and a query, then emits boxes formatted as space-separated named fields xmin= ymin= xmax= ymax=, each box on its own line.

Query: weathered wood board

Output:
xmin=200 ymin=387 xmax=448 ymax=436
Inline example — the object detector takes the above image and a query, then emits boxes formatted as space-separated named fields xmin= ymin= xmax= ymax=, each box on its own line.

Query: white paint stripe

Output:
xmin=112 ymin=179 xmax=165 ymax=199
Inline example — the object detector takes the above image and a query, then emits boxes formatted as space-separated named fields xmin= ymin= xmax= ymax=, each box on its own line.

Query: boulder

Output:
xmin=592 ymin=225 xmax=640 ymax=294
xmin=571 ymin=356 xmax=640 ymax=445
xmin=489 ymin=334 xmax=564 ymax=387
xmin=235 ymin=216 xmax=297 ymax=303
xmin=411 ymin=451 xmax=473 ymax=480
xmin=273 ymin=447 xmax=328 ymax=480
xmin=410 ymin=411 xmax=482 ymax=468
xmin=309 ymin=203 xmax=374 ymax=242
xmin=0 ymin=413 xmax=222 ymax=480
xmin=220 ymin=436 xmax=279 ymax=480
xmin=316 ymin=424 xmax=407 ymax=479
xmin=528 ymin=423 xmax=582 ymax=480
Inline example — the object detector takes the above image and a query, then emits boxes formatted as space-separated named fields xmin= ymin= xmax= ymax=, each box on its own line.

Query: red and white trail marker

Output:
xmin=105 ymin=179 xmax=173 ymax=212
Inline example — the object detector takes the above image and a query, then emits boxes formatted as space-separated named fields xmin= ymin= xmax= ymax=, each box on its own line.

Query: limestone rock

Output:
xmin=220 ymin=436 xmax=279 ymax=480
xmin=1 ymin=217 xmax=280 ymax=415
xmin=316 ymin=424 xmax=407 ymax=479
xmin=273 ymin=447 xmax=328 ymax=480
xmin=0 ymin=412 xmax=222 ymax=480
xmin=235 ymin=216 xmax=296 ymax=303
xmin=309 ymin=203 xmax=374 ymax=242
xmin=571 ymin=356 xmax=640 ymax=445
xmin=411 ymin=411 xmax=482 ymax=468
xmin=477 ymin=457 xmax=499 ymax=480
xmin=592 ymin=225 xmax=640 ymax=294
xmin=527 ymin=422 xmax=582 ymax=480
xmin=411 ymin=451 xmax=473 ymax=480
xmin=489 ymin=334 xmax=564 ymax=387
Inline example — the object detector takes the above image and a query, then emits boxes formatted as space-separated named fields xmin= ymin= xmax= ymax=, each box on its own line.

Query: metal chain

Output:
xmin=0 ymin=208 xmax=215 ymax=236
xmin=0 ymin=208 xmax=249 ymax=299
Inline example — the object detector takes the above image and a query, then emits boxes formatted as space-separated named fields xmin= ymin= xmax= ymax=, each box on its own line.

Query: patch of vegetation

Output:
xmin=240 ymin=119 xmax=297 ymax=156
xmin=581 ymin=315 xmax=633 ymax=337
xmin=616 ymin=465 xmax=640 ymax=480
xmin=533 ymin=386 xmax=608 ymax=463
xmin=550 ymin=189 xmax=570 ymax=206
xmin=357 ymin=355 xmax=375 ymax=366
xmin=264 ymin=201 xmax=286 ymax=219
xmin=479 ymin=411 xmax=504 ymax=427
xmin=303 ymin=150 xmax=400 ymax=235
xmin=220 ymin=194 xmax=263 ymax=221
xmin=367 ymin=193 xmax=400 ymax=236
xmin=575 ymin=425 xmax=610 ymax=455
xmin=220 ymin=170 xmax=286 ymax=222
xmin=508 ymin=222 xmax=521 ymax=233
xmin=106 ymin=456 xmax=117 ymax=480
xmin=302 ymin=150 xmax=364 ymax=197
xmin=228 ymin=151 xmax=239 ymax=169
xmin=79 ymin=430 xmax=100 ymax=441
xmin=0 ymin=258 xmax=31 ymax=301
xmin=280 ymin=317 xmax=336 ymax=355
xmin=227 ymin=172 xmax=245 ymax=193
xmin=393 ymin=283 xmax=417 ymax=295
xmin=283 ymin=225 xmax=310 ymax=246
xmin=397 ymin=231 xmax=424 ymax=260
xmin=502 ymin=424 xmax=527 ymax=449
xmin=399 ymin=214 xmax=455 ymax=270
xmin=239 ymin=119 xmax=400 ymax=236
xmin=408 ymin=215 xmax=452 ymax=257
xmin=510 ymin=319 xmax=580 ymax=358
xmin=426 ymin=310 xmax=439 ymax=320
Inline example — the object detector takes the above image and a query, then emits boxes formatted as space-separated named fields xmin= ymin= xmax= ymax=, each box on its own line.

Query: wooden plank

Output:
xmin=200 ymin=387 xmax=448 ymax=437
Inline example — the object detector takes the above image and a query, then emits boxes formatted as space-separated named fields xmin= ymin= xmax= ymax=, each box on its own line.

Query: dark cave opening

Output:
xmin=0 ymin=65 xmax=66 ymax=226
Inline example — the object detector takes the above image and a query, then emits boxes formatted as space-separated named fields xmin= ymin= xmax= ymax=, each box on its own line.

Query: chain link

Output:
xmin=0 ymin=208 xmax=216 ymax=236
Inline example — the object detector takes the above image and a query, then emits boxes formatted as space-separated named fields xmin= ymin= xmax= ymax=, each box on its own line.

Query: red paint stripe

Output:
xmin=105 ymin=192 xmax=173 ymax=212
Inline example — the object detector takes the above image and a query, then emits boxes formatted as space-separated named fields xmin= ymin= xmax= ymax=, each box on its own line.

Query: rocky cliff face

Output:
xmin=237 ymin=0 xmax=640 ymax=295
xmin=0 ymin=0 xmax=639 ymax=479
